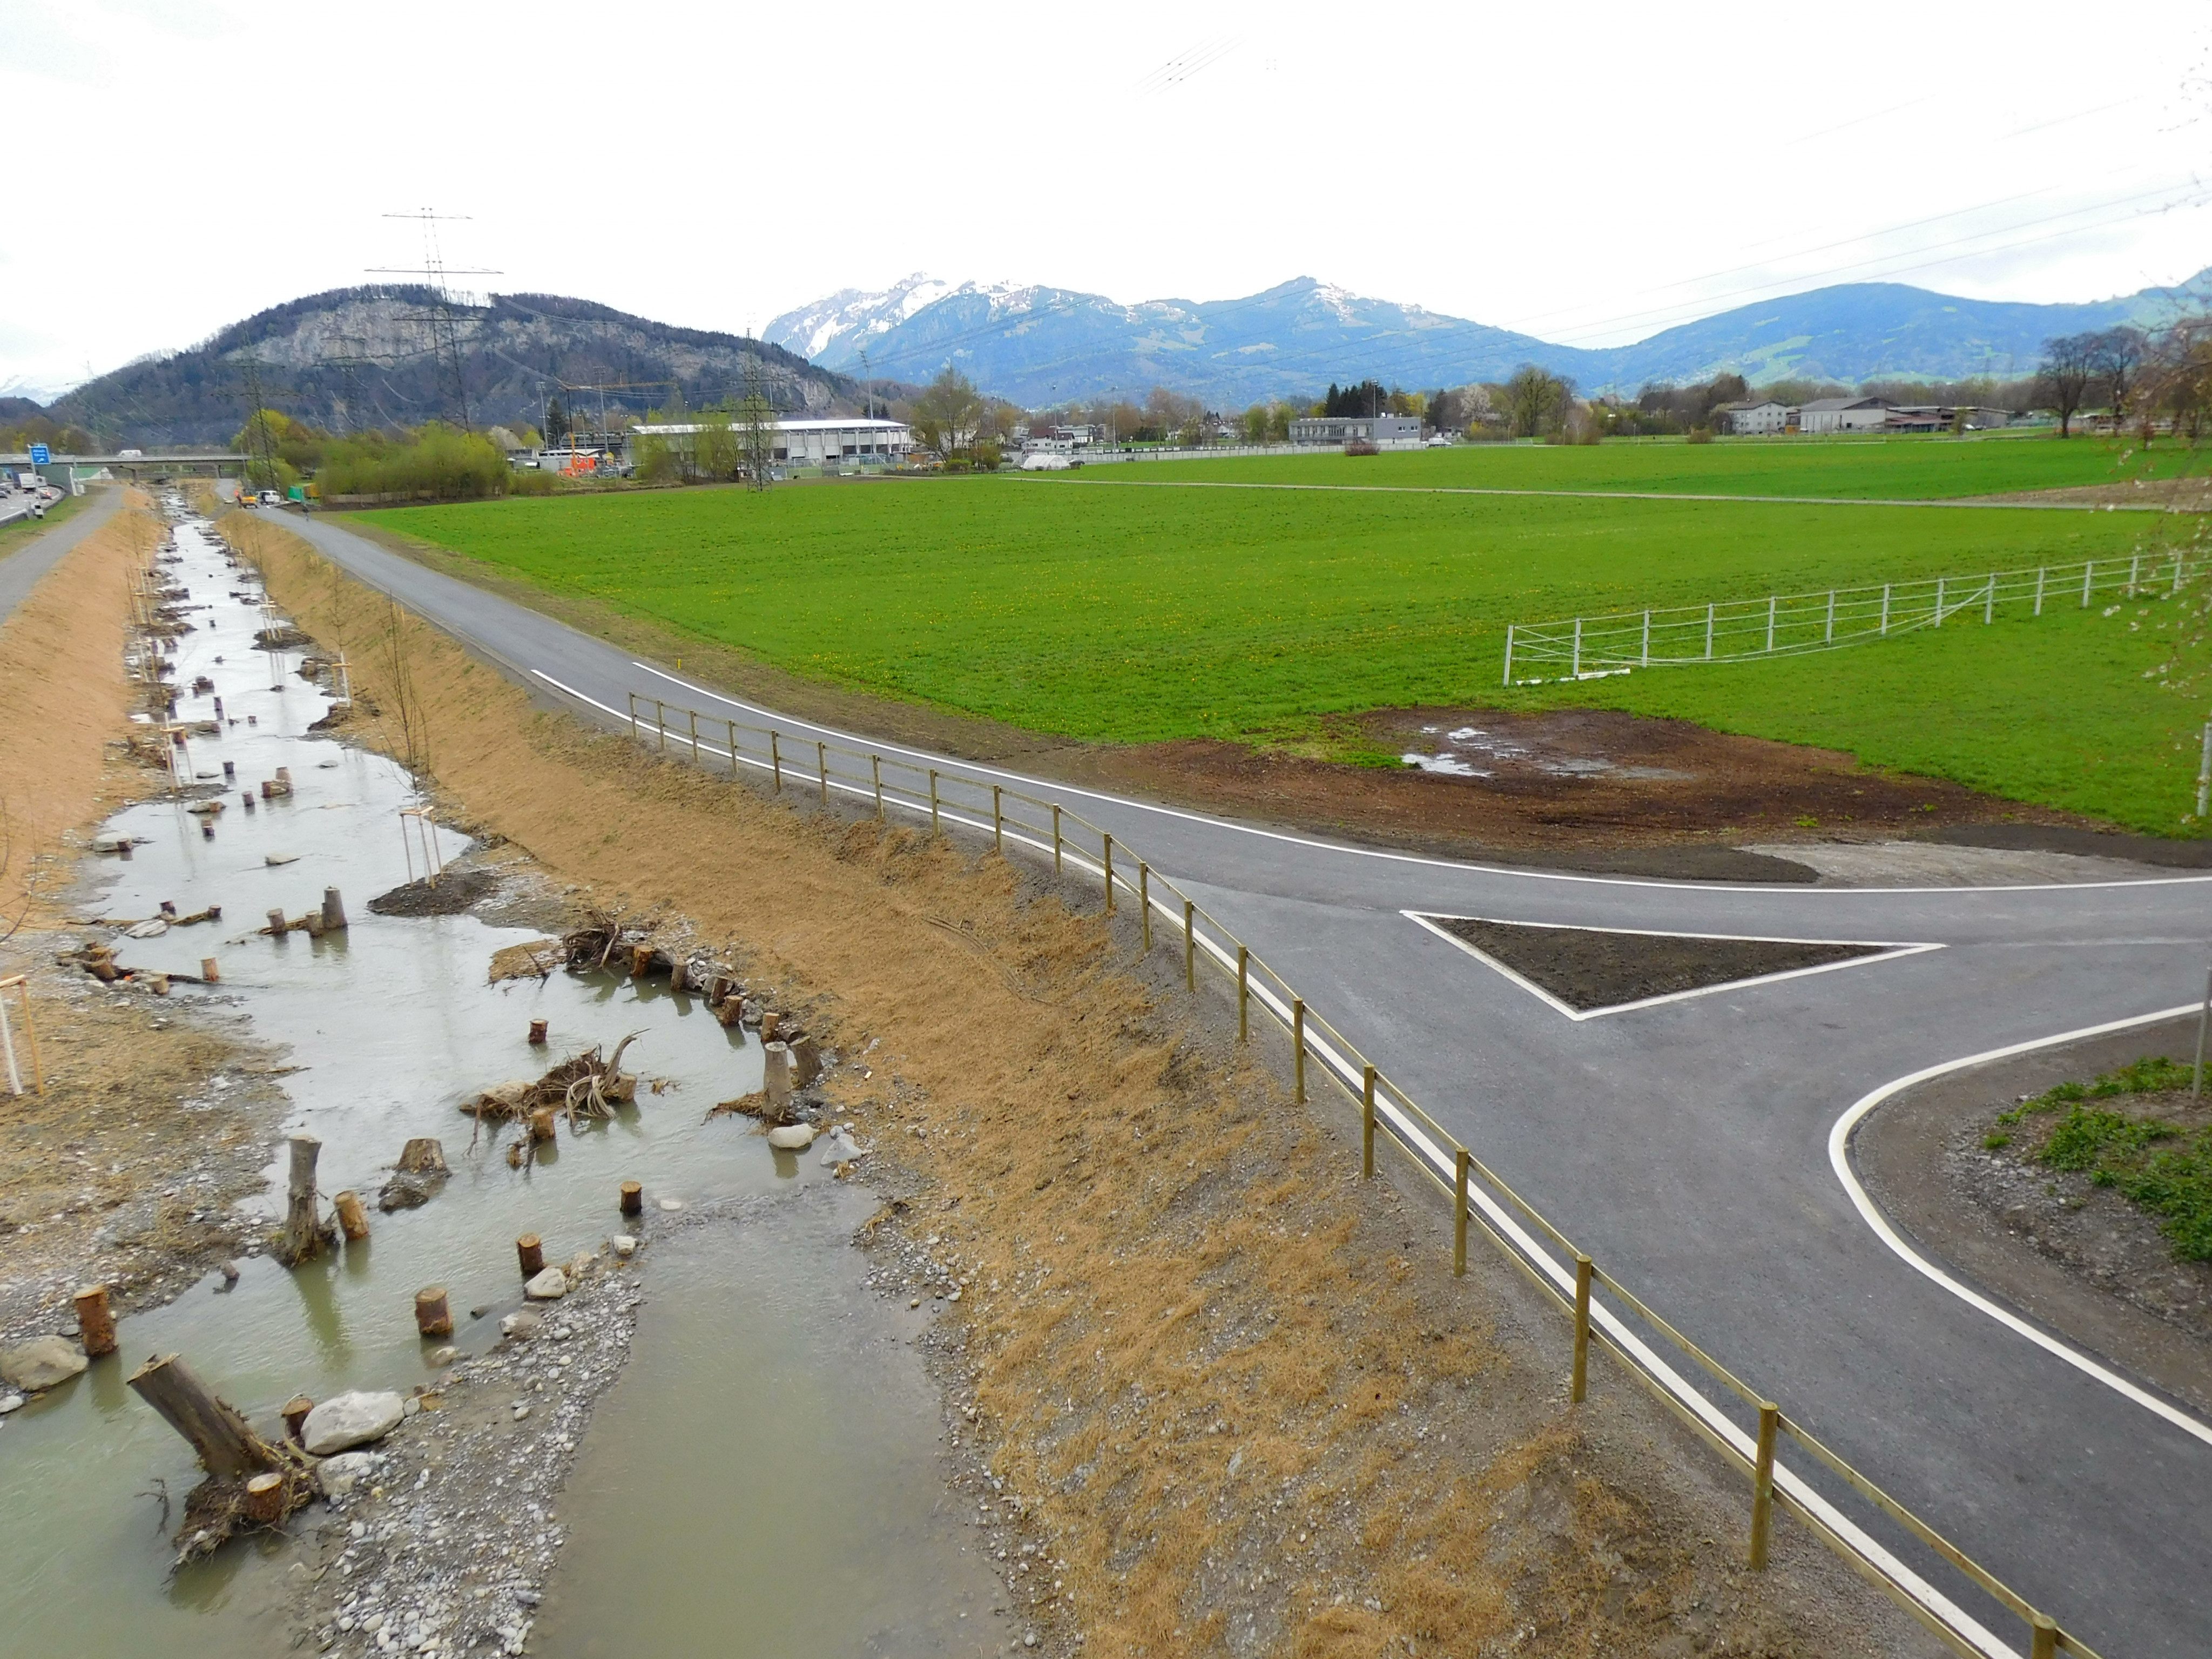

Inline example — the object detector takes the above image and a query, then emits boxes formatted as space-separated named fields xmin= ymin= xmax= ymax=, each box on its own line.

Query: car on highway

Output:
xmin=258 ymin=488 xmax=283 ymax=506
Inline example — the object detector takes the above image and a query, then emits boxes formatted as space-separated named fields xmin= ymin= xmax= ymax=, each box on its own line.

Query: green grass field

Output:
xmin=1090 ymin=430 xmax=2188 ymax=499
xmin=360 ymin=437 xmax=2211 ymax=834
xmin=0 ymin=491 xmax=83 ymax=561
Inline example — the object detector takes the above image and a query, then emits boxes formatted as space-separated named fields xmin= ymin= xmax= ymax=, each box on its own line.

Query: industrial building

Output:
xmin=1287 ymin=414 xmax=1424 ymax=448
xmin=628 ymin=415 xmax=915 ymax=468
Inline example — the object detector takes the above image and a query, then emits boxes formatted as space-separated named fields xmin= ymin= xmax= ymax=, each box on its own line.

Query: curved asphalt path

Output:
xmin=278 ymin=508 xmax=2212 ymax=1657
xmin=0 ymin=487 xmax=118 ymax=624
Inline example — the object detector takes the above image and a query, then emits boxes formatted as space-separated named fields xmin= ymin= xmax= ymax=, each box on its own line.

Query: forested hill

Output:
xmin=37 ymin=288 xmax=859 ymax=448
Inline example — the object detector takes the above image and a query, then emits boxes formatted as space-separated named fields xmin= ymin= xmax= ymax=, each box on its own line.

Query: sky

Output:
xmin=3 ymin=1 xmax=2209 ymax=401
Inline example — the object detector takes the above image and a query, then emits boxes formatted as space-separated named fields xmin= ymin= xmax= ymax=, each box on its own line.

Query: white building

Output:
xmin=1795 ymin=396 xmax=1891 ymax=435
xmin=1288 ymin=414 xmax=1424 ymax=448
xmin=629 ymin=415 xmax=915 ymax=468
xmin=1716 ymin=400 xmax=1790 ymax=435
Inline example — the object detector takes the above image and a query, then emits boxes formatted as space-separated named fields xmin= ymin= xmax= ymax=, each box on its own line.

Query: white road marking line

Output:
xmin=1402 ymin=909 xmax=1943 ymax=1021
xmin=625 ymin=662 xmax=2212 ymax=898
xmin=1830 ymin=1007 xmax=2212 ymax=1449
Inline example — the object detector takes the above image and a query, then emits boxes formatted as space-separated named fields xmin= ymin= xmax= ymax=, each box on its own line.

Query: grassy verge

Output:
xmin=0 ymin=490 xmax=84 ymax=559
xmin=1991 ymin=1057 xmax=2212 ymax=1259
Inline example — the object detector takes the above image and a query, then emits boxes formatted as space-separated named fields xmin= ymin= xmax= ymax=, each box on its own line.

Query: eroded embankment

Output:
xmin=241 ymin=510 xmax=1940 ymax=1657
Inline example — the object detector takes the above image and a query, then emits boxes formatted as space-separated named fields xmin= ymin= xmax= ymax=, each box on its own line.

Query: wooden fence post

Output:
xmin=1572 ymin=1255 xmax=1593 ymax=1402
xmin=1361 ymin=1066 xmax=1375 ymax=1177
xmin=1749 ymin=1401 xmax=1779 ymax=1569
xmin=1453 ymin=1149 xmax=1469 ymax=1277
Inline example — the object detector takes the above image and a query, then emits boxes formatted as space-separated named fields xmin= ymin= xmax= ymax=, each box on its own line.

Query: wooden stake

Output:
xmin=242 ymin=1471 xmax=285 ymax=1525
xmin=619 ymin=1180 xmax=643 ymax=1217
xmin=333 ymin=1190 xmax=370 ymax=1242
xmin=321 ymin=887 xmax=347 ymax=931
xmin=281 ymin=1395 xmax=314 ymax=1441
xmin=200 ymin=956 xmax=221 ymax=983
xmin=528 ymin=1018 xmax=548 ymax=1046
xmin=266 ymin=908 xmax=288 ymax=937
xmin=73 ymin=1284 xmax=117 ymax=1357
xmin=414 ymin=1285 xmax=453 ymax=1338
xmin=517 ymin=1233 xmax=544 ymax=1277
xmin=126 ymin=1353 xmax=273 ymax=1479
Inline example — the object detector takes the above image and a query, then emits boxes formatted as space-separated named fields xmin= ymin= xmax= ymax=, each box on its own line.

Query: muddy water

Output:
xmin=0 ymin=509 xmax=988 ymax=1655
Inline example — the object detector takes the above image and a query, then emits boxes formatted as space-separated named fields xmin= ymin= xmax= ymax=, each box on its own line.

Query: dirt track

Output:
xmin=245 ymin=511 xmax=1943 ymax=1656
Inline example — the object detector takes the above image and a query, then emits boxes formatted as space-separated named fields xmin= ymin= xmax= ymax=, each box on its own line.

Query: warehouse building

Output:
xmin=628 ymin=415 xmax=915 ymax=468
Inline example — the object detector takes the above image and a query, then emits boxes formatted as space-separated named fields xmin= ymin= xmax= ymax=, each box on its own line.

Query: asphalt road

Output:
xmin=280 ymin=507 xmax=2212 ymax=1657
xmin=0 ymin=487 xmax=116 ymax=621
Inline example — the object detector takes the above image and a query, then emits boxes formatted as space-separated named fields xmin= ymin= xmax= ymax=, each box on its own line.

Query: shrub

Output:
xmin=316 ymin=424 xmax=511 ymax=502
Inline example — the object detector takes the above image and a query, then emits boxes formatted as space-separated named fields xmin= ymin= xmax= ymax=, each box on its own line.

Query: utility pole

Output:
xmin=369 ymin=210 xmax=500 ymax=430
xmin=240 ymin=354 xmax=280 ymax=492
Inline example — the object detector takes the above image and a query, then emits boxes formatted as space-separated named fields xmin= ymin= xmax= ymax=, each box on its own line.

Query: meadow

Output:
xmin=361 ymin=437 xmax=2210 ymax=833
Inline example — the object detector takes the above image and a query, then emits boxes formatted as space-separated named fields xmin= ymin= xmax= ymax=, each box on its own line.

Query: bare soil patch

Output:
xmin=1854 ymin=1017 xmax=2212 ymax=1421
xmin=1969 ymin=477 xmax=2212 ymax=512
xmin=367 ymin=867 xmax=500 ymax=916
xmin=1422 ymin=916 xmax=1885 ymax=1013
xmin=259 ymin=513 xmax=1941 ymax=1657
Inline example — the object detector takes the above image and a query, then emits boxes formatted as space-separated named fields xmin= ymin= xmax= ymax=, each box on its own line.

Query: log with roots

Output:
xmin=128 ymin=1353 xmax=318 ymax=1559
xmin=469 ymin=1033 xmax=647 ymax=1135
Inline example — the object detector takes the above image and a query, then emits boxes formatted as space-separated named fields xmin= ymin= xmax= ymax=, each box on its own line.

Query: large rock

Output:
xmin=766 ymin=1123 xmax=816 ymax=1150
xmin=301 ymin=1390 xmax=404 ymax=1455
xmin=523 ymin=1267 xmax=568 ymax=1301
xmin=318 ymin=1449 xmax=384 ymax=1499
xmin=0 ymin=1336 xmax=87 ymax=1392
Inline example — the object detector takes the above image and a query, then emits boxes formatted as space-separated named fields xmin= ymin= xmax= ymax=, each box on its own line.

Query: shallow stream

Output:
xmin=0 ymin=505 xmax=993 ymax=1655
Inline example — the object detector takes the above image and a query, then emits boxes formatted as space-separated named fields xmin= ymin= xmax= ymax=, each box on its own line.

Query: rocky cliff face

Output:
xmin=47 ymin=288 xmax=857 ymax=448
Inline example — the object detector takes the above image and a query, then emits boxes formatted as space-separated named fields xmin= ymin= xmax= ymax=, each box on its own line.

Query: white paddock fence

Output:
xmin=1503 ymin=550 xmax=2204 ymax=685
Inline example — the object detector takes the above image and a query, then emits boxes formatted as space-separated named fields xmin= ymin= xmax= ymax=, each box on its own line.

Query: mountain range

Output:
xmin=29 ymin=288 xmax=853 ymax=449
xmin=765 ymin=269 xmax=2212 ymax=407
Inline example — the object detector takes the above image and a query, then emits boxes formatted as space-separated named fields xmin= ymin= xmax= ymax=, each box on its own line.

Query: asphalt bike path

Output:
xmin=0 ymin=486 xmax=119 ymax=626
xmin=281 ymin=509 xmax=2211 ymax=1656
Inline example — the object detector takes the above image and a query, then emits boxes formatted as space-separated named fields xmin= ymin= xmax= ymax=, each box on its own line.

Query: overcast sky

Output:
xmin=4 ymin=2 xmax=2208 ymax=400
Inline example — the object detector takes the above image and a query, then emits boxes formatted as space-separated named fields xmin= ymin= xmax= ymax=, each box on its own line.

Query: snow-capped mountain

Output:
xmin=763 ymin=268 xmax=2212 ymax=407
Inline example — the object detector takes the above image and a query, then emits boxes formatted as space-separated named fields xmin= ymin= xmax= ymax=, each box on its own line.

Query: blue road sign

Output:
xmin=28 ymin=443 xmax=50 ymax=464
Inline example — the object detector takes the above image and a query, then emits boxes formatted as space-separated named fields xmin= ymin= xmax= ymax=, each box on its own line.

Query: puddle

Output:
xmin=0 ymin=503 xmax=983 ymax=1655
xmin=1402 ymin=721 xmax=1689 ymax=782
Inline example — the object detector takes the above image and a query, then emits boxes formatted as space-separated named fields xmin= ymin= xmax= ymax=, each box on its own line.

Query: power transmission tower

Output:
xmin=240 ymin=354 xmax=281 ymax=491
xmin=328 ymin=329 xmax=376 ymax=435
xmin=739 ymin=347 xmax=777 ymax=490
xmin=369 ymin=210 xmax=500 ymax=430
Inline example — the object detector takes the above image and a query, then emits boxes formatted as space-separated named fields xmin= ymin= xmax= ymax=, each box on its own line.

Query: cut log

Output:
xmin=619 ymin=1180 xmax=643 ymax=1217
xmin=414 ymin=1286 xmax=453 ymax=1338
xmin=789 ymin=1034 xmax=822 ymax=1088
xmin=516 ymin=1233 xmax=544 ymax=1277
xmin=528 ymin=1018 xmax=548 ymax=1047
xmin=276 ymin=1136 xmax=329 ymax=1265
xmin=321 ymin=887 xmax=347 ymax=931
xmin=763 ymin=1042 xmax=792 ymax=1121
xmin=74 ymin=1284 xmax=117 ymax=1357
xmin=669 ymin=958 xmax=689 ymax=994
xmin=266 ymin=908 xmax=288 ymax=937
xmin=528 ymin=1107 xmax=556 ymax=1145
xmin=282 ymin=1395 xmax=314 ymax=1441
xmin=242 ymin=1471 xmax=286 ymax=1525
xmin=126 ymin=1353 xmax=275 ymax=1479
xmin=333 ymin=1190 xmax=370 ymax=1242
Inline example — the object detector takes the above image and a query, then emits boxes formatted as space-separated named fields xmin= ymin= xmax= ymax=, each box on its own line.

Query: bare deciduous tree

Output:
xmin=2037 ymin=332 xmax=2100 ymax=437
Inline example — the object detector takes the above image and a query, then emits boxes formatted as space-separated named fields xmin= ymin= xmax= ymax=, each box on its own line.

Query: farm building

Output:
xmin=1716 ymin=400 xmax=1791 ymax=435
xmin=1795 ymin=396 xmax=1892 ymax=434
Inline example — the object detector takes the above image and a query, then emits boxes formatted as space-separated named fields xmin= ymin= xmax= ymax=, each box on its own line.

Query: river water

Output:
xmin=0 ymin=504 xmax=996 ymax=1655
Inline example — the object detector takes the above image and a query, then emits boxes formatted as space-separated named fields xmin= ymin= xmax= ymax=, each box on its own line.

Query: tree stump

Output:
xmin=516 ymin=1234 xmax=544 ymax=1277
xmin=619 ymin=1180 xmax=643 ymax=1217
xmin=127 ymin=1353 xmax=276 ymax=1478
xmin=414 ymin=1286 xmax=453 ymax=1338
xmin=528 ymin=1019 xmax=548 ymax=1047
xmin=333 ymin=1190 xmax=370 ymax=1242
xmin=276 ymin=1136 xmax=330 ymax=1265
xmin=282 ymin=1395 xmax=314 ymax=1441
xmin=321 ymin=887 xmax=347 ymax=932
xmin=396 ymin=1137 xmax=449 ymax=1175
xmin=528 ymin=1108 xmax=556 ymax=1145
xmin=242 ymin=1471 xmax=286 ymax=1525
xmin=73 ymin=1284 xmax=117 ymax=1358
xmin=763 ymin=1042 xmax=793 ymax=1121
xmin=669 ymin=959 xmax=689 ymax=994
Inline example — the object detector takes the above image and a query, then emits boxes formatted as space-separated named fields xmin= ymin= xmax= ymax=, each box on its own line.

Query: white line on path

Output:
xmin=625 ymin=662 xmax=2212 ymax=899
xmin=1830 ymin=1007 xmax=2212 ymax=1449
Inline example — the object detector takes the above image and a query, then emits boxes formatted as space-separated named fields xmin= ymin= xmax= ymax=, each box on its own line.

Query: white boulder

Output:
xmin=523 ymin=1267 xmax=568 ymax=1300
xmin=302 ymin=1390 xmax=405 ymax=1455
xmin=0 ymin=1337 xmax=87 ymax=1392
xmin=766 ymin=1123 xmax=816 ymax=1150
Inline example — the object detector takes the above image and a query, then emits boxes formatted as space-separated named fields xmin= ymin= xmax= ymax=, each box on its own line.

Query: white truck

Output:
xmin=14 ymin=471 xmax=37 ymax=491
